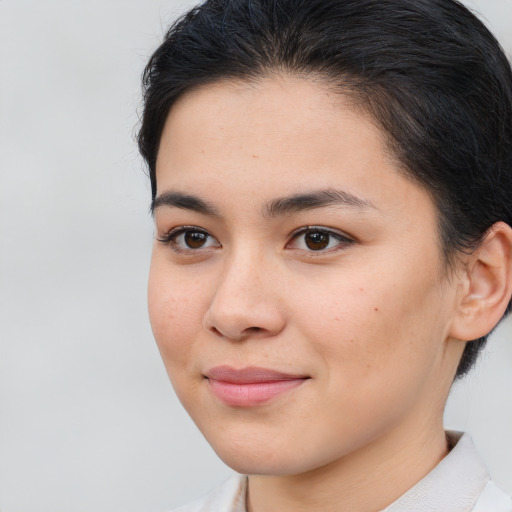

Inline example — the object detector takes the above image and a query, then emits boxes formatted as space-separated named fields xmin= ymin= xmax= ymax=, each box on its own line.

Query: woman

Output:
xmin=138 ymin=0 xmax=512 ymax=510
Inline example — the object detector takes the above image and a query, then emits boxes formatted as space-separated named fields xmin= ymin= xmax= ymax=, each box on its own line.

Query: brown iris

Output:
xmin=184 ymin=231 xmax=208 ymax=248
xmin=304 ymin=231 xmax=330 ymax=250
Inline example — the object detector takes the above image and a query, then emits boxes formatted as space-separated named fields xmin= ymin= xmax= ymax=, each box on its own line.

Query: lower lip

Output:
xmin=207 ymin=378 xmax=307 ymax=407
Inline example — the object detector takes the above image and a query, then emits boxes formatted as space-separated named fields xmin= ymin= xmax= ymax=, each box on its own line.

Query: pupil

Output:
xmin=185 ymin=231 xmax=207 ymax=248
xmin=305 ymin=231 xmax=329 ymax=250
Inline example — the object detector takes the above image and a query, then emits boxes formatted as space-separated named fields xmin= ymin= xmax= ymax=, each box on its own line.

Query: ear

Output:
xmin=449 ymin=222 xmax=512 ymax=341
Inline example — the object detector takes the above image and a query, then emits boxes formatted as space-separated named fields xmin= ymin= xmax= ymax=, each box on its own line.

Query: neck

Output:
xmin=247 ymin=415 xmax=449 ymax=512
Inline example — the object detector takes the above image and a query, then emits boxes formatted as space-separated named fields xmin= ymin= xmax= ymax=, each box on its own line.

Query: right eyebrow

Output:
xmin=151 ymin=191 xmax=220 ymax=217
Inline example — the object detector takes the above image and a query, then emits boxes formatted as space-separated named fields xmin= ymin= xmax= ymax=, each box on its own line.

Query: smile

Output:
xmin=204 ymin=366 xmax=310 ymax=407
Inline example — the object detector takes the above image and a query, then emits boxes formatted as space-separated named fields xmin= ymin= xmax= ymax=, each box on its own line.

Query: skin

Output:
xmin=149 ymin=75 xmax=471 ymax=512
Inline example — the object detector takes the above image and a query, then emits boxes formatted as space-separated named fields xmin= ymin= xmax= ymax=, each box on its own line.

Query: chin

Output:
xmin=215 ymin=449 xmax=304 ymax=476
xmin=205 ymin=430 xmax=331 ymax=476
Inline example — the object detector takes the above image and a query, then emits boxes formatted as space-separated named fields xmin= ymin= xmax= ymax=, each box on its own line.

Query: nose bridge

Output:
xmin=203 ymin=241 xmax=285 ymax=340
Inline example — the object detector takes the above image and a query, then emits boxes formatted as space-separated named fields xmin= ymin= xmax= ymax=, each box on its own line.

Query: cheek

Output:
xmin=287 ymin=273 xmax=449 ymax=448
xmin=147 ymin=259 xmax=206 ymax=371
xmin=292 ymin=265 xmax=446 ymax=384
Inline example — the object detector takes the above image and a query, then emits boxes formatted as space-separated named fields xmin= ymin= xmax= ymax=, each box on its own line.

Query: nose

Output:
xmin=203 ymin=249 xmax=286 ymax=341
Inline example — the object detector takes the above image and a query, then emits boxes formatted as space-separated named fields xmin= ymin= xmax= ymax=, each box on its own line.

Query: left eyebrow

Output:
xmin=264 ymin=188 xmax=377 ymax=217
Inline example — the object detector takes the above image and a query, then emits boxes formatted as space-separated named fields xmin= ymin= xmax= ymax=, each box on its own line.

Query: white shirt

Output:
xmin=170 ymin=432 xmax=511 ymax=512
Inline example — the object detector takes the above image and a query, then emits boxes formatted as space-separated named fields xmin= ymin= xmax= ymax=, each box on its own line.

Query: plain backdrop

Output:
xmin=0 ymin=1 xmax=511 ymax=511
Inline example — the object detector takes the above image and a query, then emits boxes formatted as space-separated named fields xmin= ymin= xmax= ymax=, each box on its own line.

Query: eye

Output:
xmin=158 ymin=226 xmax=221 ymax=251
xmin=287 ymin=227 xmax=354 ymax=252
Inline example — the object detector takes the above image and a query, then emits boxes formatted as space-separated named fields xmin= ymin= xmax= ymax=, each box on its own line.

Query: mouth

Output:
xmin=204 ymin=366 xmax=310 ymax=407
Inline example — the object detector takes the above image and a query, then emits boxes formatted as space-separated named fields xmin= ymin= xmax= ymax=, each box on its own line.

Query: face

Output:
xmin=149 ymin=75 xmax=463 ymax=475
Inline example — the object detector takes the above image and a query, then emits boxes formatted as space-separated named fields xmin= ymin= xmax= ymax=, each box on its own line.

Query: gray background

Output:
xmin=0 ymin=1 xmax=510 ymax=511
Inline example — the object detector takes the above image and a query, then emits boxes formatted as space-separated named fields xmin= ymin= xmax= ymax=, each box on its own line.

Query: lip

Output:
xmin=204 ymin=366 xmax=309 ymax=407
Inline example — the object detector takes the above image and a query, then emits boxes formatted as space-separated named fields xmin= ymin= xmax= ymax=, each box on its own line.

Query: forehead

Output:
xmin=159 ymin=76 xmax=390 ymax=178
xmin=155 ymin=75 xmax=438 ymax=229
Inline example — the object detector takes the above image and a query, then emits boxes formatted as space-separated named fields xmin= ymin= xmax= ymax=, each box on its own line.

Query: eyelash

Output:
xmin=287 ymin=226 xmax=355 ymax=253
xmin=157 ymin=226 xmax=220 ymax=252
xmin=157 ymin=225 xmax=355 ymax=254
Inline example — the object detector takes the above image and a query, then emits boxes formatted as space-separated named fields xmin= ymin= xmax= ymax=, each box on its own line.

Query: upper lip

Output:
xmin=204 ymin=365 xmax=309 ymax=384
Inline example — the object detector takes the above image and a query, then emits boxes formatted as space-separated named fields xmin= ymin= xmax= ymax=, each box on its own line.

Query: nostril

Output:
xmin=209 ymin=324 xmax=264 ymax=340
xmin=210 ymin=326 xmax=223 ymax=337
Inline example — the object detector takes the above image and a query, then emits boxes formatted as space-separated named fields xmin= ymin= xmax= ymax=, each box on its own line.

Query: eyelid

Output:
xmin=286 ymin=225 xmax=356 ymax=251
xmin=157 ymin=225 xmax=205 ymax=243
xmin=157 ymin=224 xmax=354 ymax=254
xmin=157 ymin=225 xmax=221 ymax=251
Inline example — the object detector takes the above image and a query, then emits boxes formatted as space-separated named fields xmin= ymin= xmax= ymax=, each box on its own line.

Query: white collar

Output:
xmin=381 ymin=431 xmax=490 ymax=511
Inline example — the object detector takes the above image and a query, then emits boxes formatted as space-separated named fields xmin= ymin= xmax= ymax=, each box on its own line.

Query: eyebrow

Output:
xmin=151 ymin=188 xmax=376 ymax=217
xmin=264 ymin=188 xmax=376 ymax=217
xmin=151 ymin=191 xmax=219 ymax=217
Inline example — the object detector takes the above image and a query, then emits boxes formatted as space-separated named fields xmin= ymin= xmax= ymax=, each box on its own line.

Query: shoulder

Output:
xmin=169 ymin=475 xmax=247 ymax=512
xmin=471 ymin=481 xmax=512 ymax=512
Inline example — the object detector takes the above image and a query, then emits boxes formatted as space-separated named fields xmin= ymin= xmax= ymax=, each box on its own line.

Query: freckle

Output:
xmin=252 ymin=154 xmax=259 ymax=159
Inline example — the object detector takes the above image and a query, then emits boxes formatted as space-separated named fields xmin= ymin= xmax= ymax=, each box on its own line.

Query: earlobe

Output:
xmin=449 ymin=222 xmax=512 ymax=341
